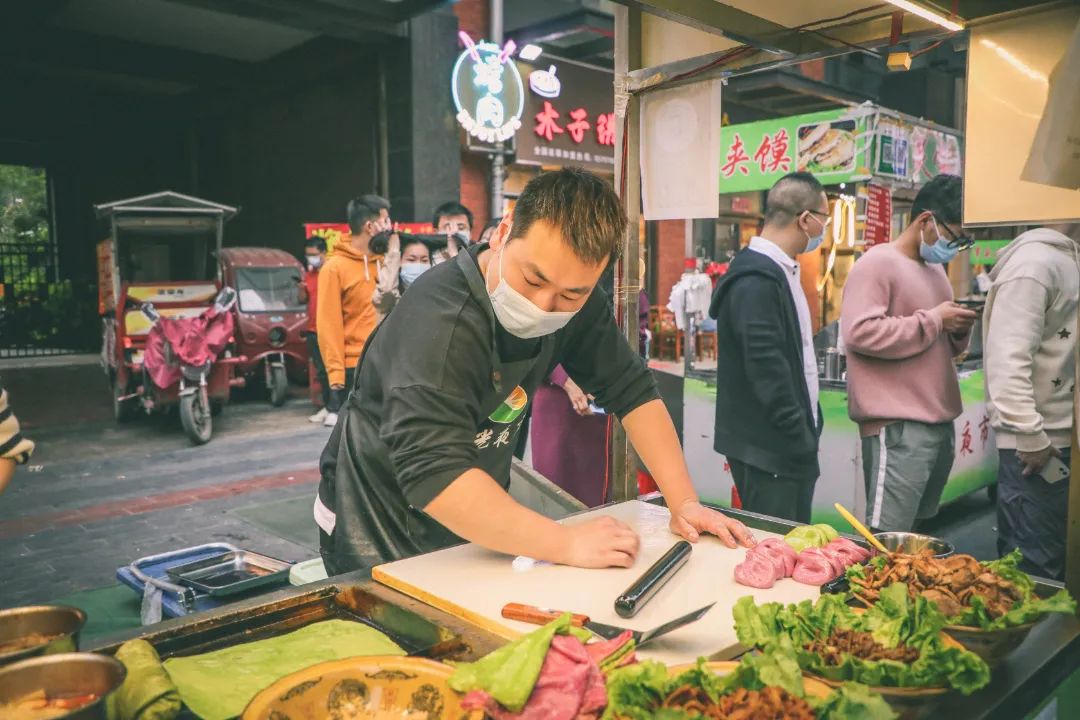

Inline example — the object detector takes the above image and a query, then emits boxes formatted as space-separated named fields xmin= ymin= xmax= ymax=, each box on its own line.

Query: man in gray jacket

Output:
xmin=984 ymin=225 xmax=1079 ymax=580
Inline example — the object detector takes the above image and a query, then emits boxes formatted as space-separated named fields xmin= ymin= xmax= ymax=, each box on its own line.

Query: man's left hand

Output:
xmin=669 ymin=500 xmax=755 ymax=549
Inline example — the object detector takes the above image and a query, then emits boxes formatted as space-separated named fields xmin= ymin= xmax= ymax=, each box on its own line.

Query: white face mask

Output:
xmin=488 ymin=244 xmax=578 ymax=339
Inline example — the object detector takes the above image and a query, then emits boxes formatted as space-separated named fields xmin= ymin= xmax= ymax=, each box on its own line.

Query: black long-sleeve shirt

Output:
xmin=316 ymin=244 xmax=658 ymax=572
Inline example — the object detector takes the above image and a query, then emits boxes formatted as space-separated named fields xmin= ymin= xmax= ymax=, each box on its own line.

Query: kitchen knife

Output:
xmin=501 ymin=602 xmax=715 ymax=648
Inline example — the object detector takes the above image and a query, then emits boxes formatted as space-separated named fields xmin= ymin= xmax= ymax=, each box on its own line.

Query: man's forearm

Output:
xmin=622 ymin=399 xmax=697 ymax=510
xmin=424 ymin=469 xmax=569 ymax=561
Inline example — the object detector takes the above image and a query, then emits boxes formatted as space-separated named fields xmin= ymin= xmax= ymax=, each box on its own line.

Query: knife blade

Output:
xmin=501 ymin=602 xmax=715 ymax=648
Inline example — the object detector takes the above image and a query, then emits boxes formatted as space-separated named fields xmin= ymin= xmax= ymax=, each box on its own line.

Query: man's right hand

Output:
xmin=933 ymin=302 xmax=978 ymax=334
xmin=559 ymin=516 xmax=640 ymax=568
xmin=1018 ymin=445 xmax=1061 ymax=477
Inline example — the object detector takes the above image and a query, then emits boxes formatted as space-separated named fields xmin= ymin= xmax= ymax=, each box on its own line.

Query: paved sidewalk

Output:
xmin=0 ymin=398 xmax=331 ymax=608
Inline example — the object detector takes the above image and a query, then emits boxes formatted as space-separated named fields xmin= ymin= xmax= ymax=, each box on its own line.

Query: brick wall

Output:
xmin=653 ymin=220 xmax=686 ymax=308
xmin=453 ymin=0 xmax=487 ymax=39
xmin=460 ymin=152 xmax=491 ymax=237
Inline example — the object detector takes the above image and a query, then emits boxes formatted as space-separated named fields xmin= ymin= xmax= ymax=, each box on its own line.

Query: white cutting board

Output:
xmin=372 ymin=500 xmax=820 ymax=664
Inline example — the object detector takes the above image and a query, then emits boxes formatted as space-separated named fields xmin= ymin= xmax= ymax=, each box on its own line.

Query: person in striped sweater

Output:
xmin=0 ymin=386 xmax=34 ymax=495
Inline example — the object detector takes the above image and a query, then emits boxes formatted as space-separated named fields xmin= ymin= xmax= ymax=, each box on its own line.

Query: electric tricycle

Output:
xmin=96 ymin=191 xmax=242 ymax=444
xmin=217 ymin=247 xmax=308 ymax=406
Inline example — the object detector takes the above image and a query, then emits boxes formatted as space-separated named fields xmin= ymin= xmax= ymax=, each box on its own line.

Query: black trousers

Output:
xmin=997 ymin=448 xmax=1070 ymax=581
xmin=728 ymin=458 xmax=816 ymax=524
xmin=305 ymin=332 xmax=331 ymax=408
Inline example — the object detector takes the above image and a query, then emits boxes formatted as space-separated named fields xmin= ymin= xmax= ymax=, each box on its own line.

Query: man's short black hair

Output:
xmin=305 ymin=236 xmax=327 ymax=253
xmin=432 ymin=201 xmax=474 ymax=230
xmin=911 ymin=174 xmax=962 ymax=225
xmin=510 ymin=168 xmax=627 ymax=264
xmin=347 ymin=194 xmax=390 ymax=234
xmin=764 ymin=172 xmax=827 ymax=226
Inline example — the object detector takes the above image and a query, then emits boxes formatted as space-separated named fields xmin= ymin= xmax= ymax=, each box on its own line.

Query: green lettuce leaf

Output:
xmin=601 ymin=661 xmax=670 ymax=720
xmin=733 ymin=583 xmax=990 ymax=694
xmin=448 ymin=612 xmax=570 ymax=712
xmin=813 ymin=682 xmax=898 ymax=720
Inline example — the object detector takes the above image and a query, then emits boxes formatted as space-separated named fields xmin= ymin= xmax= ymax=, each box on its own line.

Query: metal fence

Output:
xmin=0 ymin=240 xmax=97 ymax=357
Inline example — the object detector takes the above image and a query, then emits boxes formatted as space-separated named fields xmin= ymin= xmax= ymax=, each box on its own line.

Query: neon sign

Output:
xmin=452 ymin=32 xmax=524 ymax=144
xmin=529 ymin=65 xmax=561 ymax=98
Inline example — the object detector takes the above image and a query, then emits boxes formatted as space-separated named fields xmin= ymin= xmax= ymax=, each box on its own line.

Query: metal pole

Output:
xmin=611 ymin=3 xmax=643 ymax=503
xmin=490 ymin=0 xmax=505 ymax=217
xmin=377 ymin=53 xmax=390 ymax=199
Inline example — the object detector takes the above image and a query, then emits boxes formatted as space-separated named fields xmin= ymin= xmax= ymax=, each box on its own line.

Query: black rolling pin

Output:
xmin=614 ymin=540 xmax=692 ymax=618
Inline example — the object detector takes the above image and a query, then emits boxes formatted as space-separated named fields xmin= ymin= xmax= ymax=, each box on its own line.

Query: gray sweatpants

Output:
xmin=861 ymin=420 xmax=955 ymax=532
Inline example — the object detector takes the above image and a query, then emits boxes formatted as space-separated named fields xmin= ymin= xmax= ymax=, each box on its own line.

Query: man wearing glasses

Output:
xmin=841 ymin=174 xmax=977 ymax=533
xmin=709 ymin=171 xmax=829 ymax=523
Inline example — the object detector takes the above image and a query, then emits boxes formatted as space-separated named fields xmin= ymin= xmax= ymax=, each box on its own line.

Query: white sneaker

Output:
xmin=308 ymin=408 xmax=328 ymax=424
xmin=323 ymin=412 xmax=339 ymax=427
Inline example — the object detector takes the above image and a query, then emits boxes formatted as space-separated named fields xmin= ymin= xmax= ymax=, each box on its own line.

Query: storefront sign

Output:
xmin=451 ymin=34 xmax=524 ymax=144
xmin=873 ymin=115 xmax=910 ymax=178
xmin=719 ymin=108 xmax=873 ymax=193
xmin=516 ymin=59 xmax=616 ymax=172
xmin=863 ymin=184 xmax=892 ymax=247
xmin=910 ymin=125 xmax=962 ymax=184
xmin=969 ymin=240 xmax=1011 ymax=265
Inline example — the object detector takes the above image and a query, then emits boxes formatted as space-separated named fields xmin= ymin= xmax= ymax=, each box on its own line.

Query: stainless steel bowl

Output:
xmin=0 ymin=606 xmax=86 ymax=667
xmin=0 ymin=653 xmax=125 ymax=720
xmin=873 ymin=532 xmax=954 ymax=558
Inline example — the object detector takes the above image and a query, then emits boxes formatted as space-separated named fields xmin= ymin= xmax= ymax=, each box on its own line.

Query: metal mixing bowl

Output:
xmin=873 ymin=532 xmax=954 ymax=558
xmin=0 ymin=653 xmax=125 ymax=720
xmin=0 ymin=605 xmax=86 ymax=667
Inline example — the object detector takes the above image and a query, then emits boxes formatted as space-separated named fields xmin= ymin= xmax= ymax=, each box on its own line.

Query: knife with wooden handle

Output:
xmin=502 ymin=603 xmax=591 ymax=628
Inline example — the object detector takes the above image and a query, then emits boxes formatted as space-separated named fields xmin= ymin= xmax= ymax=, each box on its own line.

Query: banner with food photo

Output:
xmin=717 ymin=107 xmax=874 ymax=193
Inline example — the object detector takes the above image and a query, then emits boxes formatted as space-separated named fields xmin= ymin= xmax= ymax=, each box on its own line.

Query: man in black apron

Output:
xmin=314 ymin=168 xmax=754 ymax=574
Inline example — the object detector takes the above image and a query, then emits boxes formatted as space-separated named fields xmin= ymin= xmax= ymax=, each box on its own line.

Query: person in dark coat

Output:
xmin=709 ymin=172 xmax=827 ymax=523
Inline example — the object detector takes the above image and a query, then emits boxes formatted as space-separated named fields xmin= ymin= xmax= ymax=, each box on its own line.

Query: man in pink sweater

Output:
xmin=840 ymin=175 xmax=977 ymax=532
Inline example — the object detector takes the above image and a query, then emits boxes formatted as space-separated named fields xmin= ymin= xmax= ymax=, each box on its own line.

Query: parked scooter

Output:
xmin=140 ymin=287 xmax=239 ymax=444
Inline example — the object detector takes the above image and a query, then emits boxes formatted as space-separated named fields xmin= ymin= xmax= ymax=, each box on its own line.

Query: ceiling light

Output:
xmin=519 ymin=44 xmax=543 ymax=61
xmin=883 ymin=0 xmax=964 ymax=32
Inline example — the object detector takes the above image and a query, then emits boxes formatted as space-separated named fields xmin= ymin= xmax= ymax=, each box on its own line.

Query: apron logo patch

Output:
xmin=488 ymin=385 xmax=528 ymax=424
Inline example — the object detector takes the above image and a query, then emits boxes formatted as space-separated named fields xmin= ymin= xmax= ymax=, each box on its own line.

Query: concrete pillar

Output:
xmin=385 ymin=9 xmax=461 ymax=224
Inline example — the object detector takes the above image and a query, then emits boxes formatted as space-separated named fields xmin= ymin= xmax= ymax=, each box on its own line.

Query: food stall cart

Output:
xmin=81 ymin=498 xmax=1080 ymax=720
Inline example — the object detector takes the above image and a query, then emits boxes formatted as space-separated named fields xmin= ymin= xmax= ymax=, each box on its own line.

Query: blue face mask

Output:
xmin=399 ymin=262 xmax=429 ymax=288
xmin=803 ymin=212 xmax=826 ymax=253
xmin=919 ymin=217 xmax=959 ymax=264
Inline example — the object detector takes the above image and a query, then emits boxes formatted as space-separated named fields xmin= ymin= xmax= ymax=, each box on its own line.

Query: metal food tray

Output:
xmin=166 ymin=550 xmax=292 ymax=597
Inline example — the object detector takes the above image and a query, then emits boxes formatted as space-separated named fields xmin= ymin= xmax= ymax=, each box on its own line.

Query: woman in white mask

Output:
xmin=372 ymin=235 xmax=431 ymax=319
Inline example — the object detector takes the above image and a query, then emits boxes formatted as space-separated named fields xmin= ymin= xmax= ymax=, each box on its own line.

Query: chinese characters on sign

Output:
xmin=517 ymin=59 xmax=616 ymax=171
xmin=721 ymin=133 xmax=750 ymax=177
xmin=534 ymin=103 xmax=612 ymax=146
xmin=452 ymin=35 xmax=524 ymax=144
xmin=751 ymin=128 xmax=792 ymax=174
xmin=863 ymin=184 xmax=892 ymax=248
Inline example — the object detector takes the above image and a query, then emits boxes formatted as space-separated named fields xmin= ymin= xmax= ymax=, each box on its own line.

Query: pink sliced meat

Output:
xmin=827 ymin=538 xmax=872 ymax=563
xmin=748 ymin=545 xmax=787 ymax=579
xmin=734 ymin=552 xmax=779 ymax=589
xmin=801 ymin=547 xmax=845 ymax=576
xmin=755 ymin=538 xmax=798 ymax=575
xmin=461 ymin=634 xmax=604 ymax=720
xmin=792 ymin=554 xmax=837 ymax=585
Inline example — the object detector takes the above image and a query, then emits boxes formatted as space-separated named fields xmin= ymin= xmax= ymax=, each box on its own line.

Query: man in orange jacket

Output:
xmin=317 ymin=195 xmax=389 ymax=427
